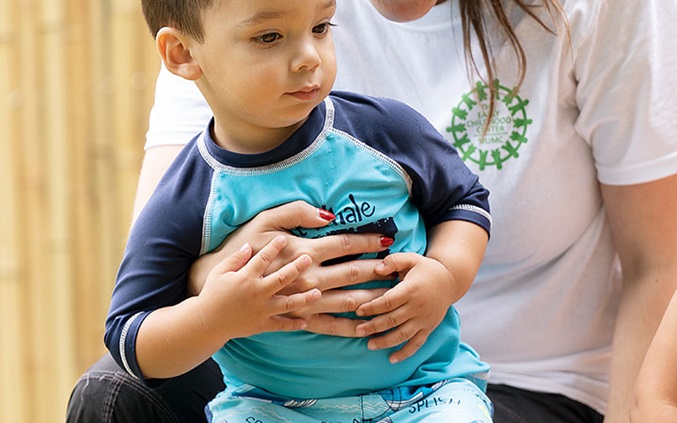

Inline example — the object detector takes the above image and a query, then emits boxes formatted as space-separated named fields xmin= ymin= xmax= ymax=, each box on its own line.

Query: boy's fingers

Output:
xmin=373 ymin=252 xmax=415 ymax=275
xmin=356 ymin=286 xmax=407 ymax=317
xmin=264 ymin=254 xmax=313 ymax=293
xmin=387 ymin=331 xmax=428 ymax=364
xmin=212 ymin=243 xmax=253 ymax=274
xmin=366 ymin=320 xmax=417 ymax=351
xmin=271 ymin=289 xmax=321 ymax=314
xmin=244 ymin=235 xmax=288 ymax=274
xmin=356 ymin=306 xmax=407 ymax=336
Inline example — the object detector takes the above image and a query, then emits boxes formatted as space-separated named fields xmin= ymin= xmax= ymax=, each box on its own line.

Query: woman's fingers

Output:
xmin=303 ymin=288 xmax=388 ymax=314
xmin=255 ymin=200 xmax=336 ymax=231
xmin=308 ymin=259 xmax=389 ymax=291
xmin=309 ymin=233 xmax=390 ymax=263
xmin=303 ymin=313 xmax=367 ymax=337
xmin=268 ymin=315 xmax=311 ymax=332
xmin=291 ymin=289 xmax=387 ymax=337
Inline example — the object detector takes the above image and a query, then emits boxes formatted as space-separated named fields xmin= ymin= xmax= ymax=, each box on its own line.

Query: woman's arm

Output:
xmin=132 ymin=145 xmax=186 ymax=223
xmin=631 ymin=289 xmax=677 ymax=422
xmin=601 ymin=174 xmax=677 ymax=422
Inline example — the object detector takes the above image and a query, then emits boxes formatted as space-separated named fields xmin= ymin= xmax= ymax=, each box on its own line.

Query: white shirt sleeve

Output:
xmin=144 ymin=64 xmax=212 ymax=150
xmin=573 ymin=0 xmax=677 ymax=185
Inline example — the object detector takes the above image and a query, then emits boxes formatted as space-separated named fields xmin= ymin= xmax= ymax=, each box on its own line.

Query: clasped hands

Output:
xmin=191 ymin=201 xmax=455 ymax=364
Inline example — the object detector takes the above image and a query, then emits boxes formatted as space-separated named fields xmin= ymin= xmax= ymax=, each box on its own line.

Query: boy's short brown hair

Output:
xmin=141 ymin=0 xmax=215 ymax=41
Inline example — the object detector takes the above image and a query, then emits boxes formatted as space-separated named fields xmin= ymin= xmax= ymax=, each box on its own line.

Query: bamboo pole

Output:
xmin=0 ymin=1 xmax=167 ymax=421
xmin=67 ymin=0 xmax=107 ymax=373
xmin=17 ymin=0 xmax=49 ymax=420
xmin=40 ymin=0 xmax=77 ymax=417
xmin=90 ymin=0 xmax=123 ymax=331
xmin=0 ymin=0 xmax=27 ymax=421
xmin=0 ymin=0 xmax=168 ymax=419
xmin=113 ymin=0 xmax=146 ymax=230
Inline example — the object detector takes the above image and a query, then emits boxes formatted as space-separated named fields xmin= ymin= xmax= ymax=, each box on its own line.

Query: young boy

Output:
xmin=104 ymin=0 xmax=494 ymax=421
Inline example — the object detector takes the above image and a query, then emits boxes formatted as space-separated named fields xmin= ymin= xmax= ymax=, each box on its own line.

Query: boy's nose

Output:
xmin=291 ymin=40 xmax=321 ymax=72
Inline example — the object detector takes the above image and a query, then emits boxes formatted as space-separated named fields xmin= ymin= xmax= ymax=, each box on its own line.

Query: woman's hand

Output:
xmin=188 ymin=200 xmax=391 ymax=336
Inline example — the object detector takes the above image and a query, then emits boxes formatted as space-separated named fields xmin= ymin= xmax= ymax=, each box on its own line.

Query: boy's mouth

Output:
xmin=289 ymin=86 xmax=320 ymax=101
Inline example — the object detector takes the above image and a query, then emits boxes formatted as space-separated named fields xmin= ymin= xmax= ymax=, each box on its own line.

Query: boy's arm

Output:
xmin=106 ymin=151 xmax=322 ymax=380
xmin=348 ymin=97 xmax=491 ymax=362
xmin=134 ymin=237 xmax=319 ymax=379
xmin=424 ymin=219 xmax=489 ymax=304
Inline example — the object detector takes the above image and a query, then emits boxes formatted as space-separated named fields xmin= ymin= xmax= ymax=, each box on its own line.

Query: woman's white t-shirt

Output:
xmin=144 ymin=0 xmax=677 ymax=414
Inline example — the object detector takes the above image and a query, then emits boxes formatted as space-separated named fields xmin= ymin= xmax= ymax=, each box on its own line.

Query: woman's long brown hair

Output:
xmin=458 ymin=0 xmax=568 ymax=131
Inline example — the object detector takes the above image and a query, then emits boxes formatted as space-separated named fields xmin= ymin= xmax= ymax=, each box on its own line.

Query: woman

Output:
xmin=67 ymin=0 xmax=677 ymax=422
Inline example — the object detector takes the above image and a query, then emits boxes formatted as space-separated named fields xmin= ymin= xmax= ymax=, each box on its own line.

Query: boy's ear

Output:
xmin=156 ymin=27 xmax=202 ymax=80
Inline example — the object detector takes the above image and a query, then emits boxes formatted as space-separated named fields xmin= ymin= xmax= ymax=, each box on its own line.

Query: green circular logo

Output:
xmin=446 ymin=80 xmax=532 ymax=170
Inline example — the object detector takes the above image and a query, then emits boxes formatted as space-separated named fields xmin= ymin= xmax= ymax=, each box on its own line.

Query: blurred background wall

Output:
xmin=0 ymin=0 xmax=160 ymax=421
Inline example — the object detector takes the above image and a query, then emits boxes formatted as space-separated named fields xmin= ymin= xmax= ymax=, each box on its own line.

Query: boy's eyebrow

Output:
xmin=240 ymin=0 xmax=336 ymax=26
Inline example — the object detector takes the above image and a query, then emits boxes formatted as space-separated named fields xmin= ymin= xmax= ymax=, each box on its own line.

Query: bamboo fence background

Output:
xmin=1 ymin=0 xmax=160 ymax=421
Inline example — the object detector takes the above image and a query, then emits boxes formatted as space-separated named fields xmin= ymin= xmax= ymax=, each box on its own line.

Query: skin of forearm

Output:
xmin=135 ymin=297 xmax=231 ymax=379
xmin=601 ymin=176 xmax=677 ymax=423
xmin=605 ymin=269 xmax=677 ymax=422
xmin=630 ymin=292 xmax=677 ymax=421
xmin=425 ymin=220 xmax=489 ymax=304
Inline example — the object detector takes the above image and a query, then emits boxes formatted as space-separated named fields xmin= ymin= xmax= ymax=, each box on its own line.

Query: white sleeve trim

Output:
xmin=119 ymin=312 xmax=144 ymax=379
xmin=451 ymin=204 xmax=492 ymax=226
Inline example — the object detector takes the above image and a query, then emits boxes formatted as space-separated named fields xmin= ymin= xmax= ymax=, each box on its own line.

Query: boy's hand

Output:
xmin=197 ymin=235 xmax=321 ymax=341
xmin=354 ymin=252 xmax=457 ymax=364
xmin=189 ymin=201 xmax=388 ymax=296
xmin=188 ymin=201 xmax=393 ymax=337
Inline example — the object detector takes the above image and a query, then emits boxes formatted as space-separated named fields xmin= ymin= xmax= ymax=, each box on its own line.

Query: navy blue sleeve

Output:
xmin=331 ymin=91 xmax=491 ymax=235
xmin=104 ymin=140 xmax=214 ymax=380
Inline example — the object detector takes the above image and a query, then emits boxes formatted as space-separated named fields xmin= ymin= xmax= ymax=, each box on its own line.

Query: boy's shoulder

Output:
xmin=329 ymin=90 xmax=419 ymax=115
xmin=327 ymin=90 xmax=436 ymax=141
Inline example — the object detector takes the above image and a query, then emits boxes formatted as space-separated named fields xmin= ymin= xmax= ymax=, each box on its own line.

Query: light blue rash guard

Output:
xmin=105 ymin=91 xmax=492 ymax=399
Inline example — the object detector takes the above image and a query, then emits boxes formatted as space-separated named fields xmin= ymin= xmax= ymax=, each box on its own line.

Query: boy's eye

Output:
xmin=255 ymin=32 xmax=282 ymax=44
xmin=312 ymin=22 xmax=334 ymax=35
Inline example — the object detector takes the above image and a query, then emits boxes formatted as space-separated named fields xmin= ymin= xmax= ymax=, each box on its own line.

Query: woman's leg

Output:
xmin=487 ymin=384 xmax=604 ymax=423
xmin=66 ymin=353 xmax=224 ymax=423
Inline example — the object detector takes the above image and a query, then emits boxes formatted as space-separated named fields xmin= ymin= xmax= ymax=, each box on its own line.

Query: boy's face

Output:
xmin=190 ymin=0 xmax=337 ymax=150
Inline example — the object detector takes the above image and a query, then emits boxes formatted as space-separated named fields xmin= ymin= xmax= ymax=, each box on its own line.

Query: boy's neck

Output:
xmin=210 ymin=117 xmax=308 ymax=155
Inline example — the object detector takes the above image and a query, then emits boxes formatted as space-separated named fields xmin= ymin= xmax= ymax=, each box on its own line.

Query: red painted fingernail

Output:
xmin=319 ymin=209 xmax=335 ymax=220
xmin=380 ymin=236 xmax=394 ymax=247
